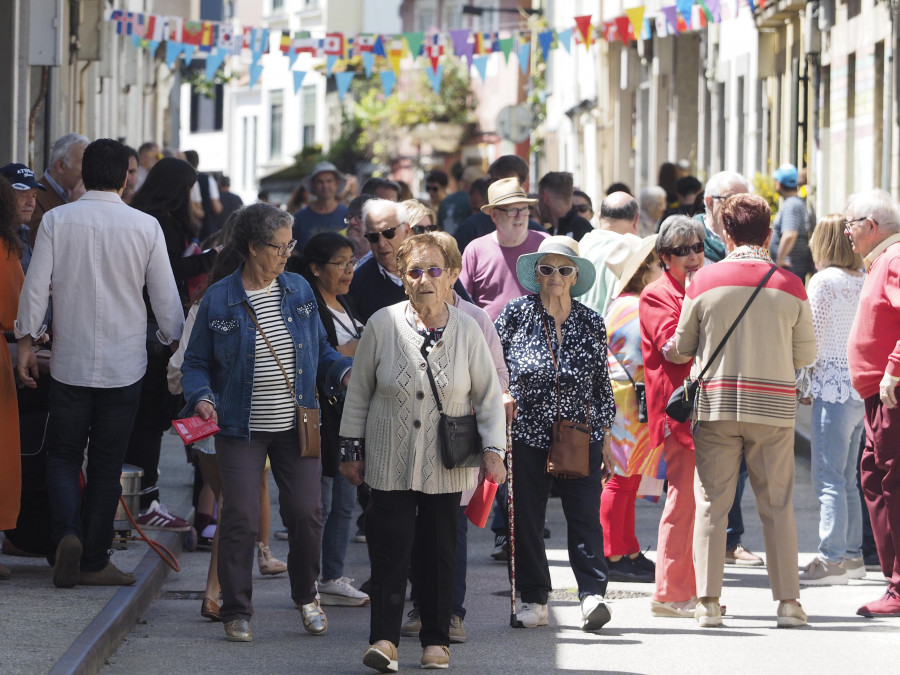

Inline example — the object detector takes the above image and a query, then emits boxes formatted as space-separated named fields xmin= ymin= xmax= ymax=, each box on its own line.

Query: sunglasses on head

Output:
xmin=412 ymin=224 xmax=439 ymax=235
xmin=536 ymin=264 xmax=577 ymax=278
xmin=406 ymin=267 xmax=447 ymax=280
xmin=363 ymin=226 xmax=399 ymax=243
xmin=667 ymin=242 xmax=705 ymax=257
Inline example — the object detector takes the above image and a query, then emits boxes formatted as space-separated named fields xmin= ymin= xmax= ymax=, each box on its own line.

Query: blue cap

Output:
xmin=772 ymin=164 xmax=798 ymax=189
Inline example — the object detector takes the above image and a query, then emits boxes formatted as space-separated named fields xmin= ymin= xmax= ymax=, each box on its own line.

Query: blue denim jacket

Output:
xmin=180 ymin=266 xmax=352 ymax=441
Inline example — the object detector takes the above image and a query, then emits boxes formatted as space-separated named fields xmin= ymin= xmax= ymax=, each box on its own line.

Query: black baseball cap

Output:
xmin=0 ymin=163 xmax=46 ymax=191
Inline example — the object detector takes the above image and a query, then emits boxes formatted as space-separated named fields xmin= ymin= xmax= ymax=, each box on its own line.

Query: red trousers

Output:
xmin=652 ymin=435 xmax=696 ymax=602
xmin=599 ymin=474 xmax=642 ymax=556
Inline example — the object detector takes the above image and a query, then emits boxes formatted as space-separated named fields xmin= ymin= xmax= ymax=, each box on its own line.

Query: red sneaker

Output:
xmin=134 ymin=500 xmax=191 ymax=532
xmin=856 ymin=588 xmax=900 ymax=617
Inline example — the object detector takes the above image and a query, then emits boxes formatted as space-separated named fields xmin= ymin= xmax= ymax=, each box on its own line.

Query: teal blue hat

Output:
xmin=516 ymin=235 xmax=596 ymax=298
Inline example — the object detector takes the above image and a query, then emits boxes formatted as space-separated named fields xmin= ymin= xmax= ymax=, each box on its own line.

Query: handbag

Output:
xmin=541 ymin=311 xmax=591 ymax=479
xmin=243 ymin=302 xmax=321 ymax=459
xmin=609 ymin=348 xmax=648 ymax=423
xmin=665 ymin=265 xmax=778 ymax=425
xmin=423 ymin=353 xmax=483 ymax=470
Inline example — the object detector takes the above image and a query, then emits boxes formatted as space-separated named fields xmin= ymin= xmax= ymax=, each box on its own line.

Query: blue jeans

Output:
xmin=320 ymin=472 xmax=357 ymax=580
xmin=811 ymin=397 xmax=866 ymax=562
xmin=726 ymin=459 xmax=749 ymax=550
xmin=45 ymin=378 xmax=142 ymax=572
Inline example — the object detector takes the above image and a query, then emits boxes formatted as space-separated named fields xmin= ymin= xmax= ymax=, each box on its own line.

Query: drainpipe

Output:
xmin=883 ymin=1 xmax=896 ymax=191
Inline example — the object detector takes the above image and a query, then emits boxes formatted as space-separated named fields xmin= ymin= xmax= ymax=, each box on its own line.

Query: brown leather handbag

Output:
xmin=541 ymin=312 xmax=591 ymax=479
xmin=243 ymin=302 xmax=321 ymax=458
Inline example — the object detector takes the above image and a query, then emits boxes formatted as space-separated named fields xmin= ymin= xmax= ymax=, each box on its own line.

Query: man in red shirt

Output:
xmin=846 ymin=189 xmax=900 ymax=617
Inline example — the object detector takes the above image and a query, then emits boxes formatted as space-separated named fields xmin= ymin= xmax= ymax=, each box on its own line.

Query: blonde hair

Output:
xmin=810 ymin=213 xmax=863 ymax=269
xmin=401 ymin=199 xmax=437 ymax=227
xmin=430 ymin=231 xmax=462 ymax=271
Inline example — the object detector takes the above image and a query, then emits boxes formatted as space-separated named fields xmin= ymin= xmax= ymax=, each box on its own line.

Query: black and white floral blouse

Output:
xmin=495 ymin=294 xmax=616 ymax=448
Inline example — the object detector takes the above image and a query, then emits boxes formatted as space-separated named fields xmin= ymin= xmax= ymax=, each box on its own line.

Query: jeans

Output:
xmin=811 ymin=397 xmax=866 ymax=562
xmin=45 ymin=378 xmax=142 ymax=572
xmin=320 ymin=472 xmax=357 ymax=581
xmin=725 ymin=458 xmax=749 ymax=550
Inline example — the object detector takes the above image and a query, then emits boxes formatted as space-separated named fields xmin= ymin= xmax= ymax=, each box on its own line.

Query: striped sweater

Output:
xmin=674 ymin=257 xmax=816 ymax=427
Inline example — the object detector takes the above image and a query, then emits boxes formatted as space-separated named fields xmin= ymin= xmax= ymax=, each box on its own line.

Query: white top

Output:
xmin=190 ymin=174 xmax=220 ymax=204
xmin=328 ymin=304 xmax=363 ymax=346
xmin=15 ymin=191 xmax=184 ymax=388
xmin=807 ymin=266 xmax=865 ymax=403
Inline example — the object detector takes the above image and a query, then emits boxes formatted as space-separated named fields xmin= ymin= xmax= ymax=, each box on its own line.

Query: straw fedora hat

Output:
xmin=604 ymin=234 xmax=659 ymax=299
xmin=516 ymin=235 xmax=596 ymax=298
xmin=480 ymin=177 xmax=537 ymax=214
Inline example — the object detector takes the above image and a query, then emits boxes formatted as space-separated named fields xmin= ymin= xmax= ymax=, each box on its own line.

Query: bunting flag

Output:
xmin=654 ymin=14 xmax=668 ymax=38
xmin=372 ymin=34 xmax=386 ymax=57
xmin=200 ymin=21 xmax=215 ymax=50
xmin=216 ymin=23 xmax=236 ymax=52
xmin=323 ymin=32 xmax=344 ymax=56
xmin=356 ymin=34 xmax=377 ymax=52
xmin=182 ymin=20 xmax=203 ymax=46
xmin=144 ymin=14 xmax=167 ymax=42
xmin=676 ymin=0 xmax=695 ymax=27
xmin=661 ymin=6 xmax=681 ymax=34
xmin=574 ymin=15 xmax=593 ymax=50
xmin=449 ymin=29 xmax=472 ymax=64
xmin=705 ymin=0 xmax=722 ymax=21
xmin=691 ymin=5 xmax=708 ymax=28
xmin=279 ymin=30 xmax=291 ymax=54
xmin=362 ymin=51 xmax=375 ymax=78
xmin=380 ymin=70 xmax=396 ymax=98
xmin=625 ymin=7 xmax=646 ymax=38
xmin=538 ymin=29 xmax=554 ymax=61
xmin=557 ymin=28 xmax=573 ymax=54
xmin=746 ymin=0 xmax=757 ymax=12
xmin=166 ymin=16 xmax=183 ymax=43
xmin=335 ymin=71 xmax=354 ymax=102
xmin=113 ymin=11 xmax=144 ymax=36
xmin=182 ymin=44 xmax=195 ymax=66
xmin=517 ymin=40 xmax=530 ymax=75
xmin=326 ymin=55 xmax=338 ymax=77
xmin=499 ymin=37 xmax=514 ymax=63
xmin=293 ymin=70 xmax=306 ymax=94
xmin=293 ymin=32 xmax=319 ymax=55
xmin=388 ymin=37 xmax=404 ymax=76
xmin=289 ymin=49 xmax=299 ymax=69
xmin=472 ymin=54 xmax=489 ymax=83
xmin=205 ymin=49 xmax=226 ymax=81
xmin=249 ymin=63 xmax=263 ymax=89
xmin=614 ymin=16 xmax=633 ymax=46
xmin=165 ymin=40 xmax=182 ymax=68
xmin=404 ymin=32 xmax=425 ymax=58
xmin=425 ymin=64 xmax=444 ymax=94
xmin=426 ymin=34 xmax=444 ymax=73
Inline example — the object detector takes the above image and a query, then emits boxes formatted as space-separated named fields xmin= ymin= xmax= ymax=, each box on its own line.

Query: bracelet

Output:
xmin=483 ymin=446 xmax=505 ymax=461
xmin=340 ymin=438 xmax=365 ymax=463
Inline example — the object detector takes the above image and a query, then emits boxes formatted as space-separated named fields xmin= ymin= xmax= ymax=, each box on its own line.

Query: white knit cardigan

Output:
xmin=339 ymin=301 xmax=506 ymax=494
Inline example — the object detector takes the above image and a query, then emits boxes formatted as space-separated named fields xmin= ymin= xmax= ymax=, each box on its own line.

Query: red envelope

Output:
xmin=172 ymin=415 xmax=220 ymax=444
xmin=465 ymin=477 xmax=498 ymax=528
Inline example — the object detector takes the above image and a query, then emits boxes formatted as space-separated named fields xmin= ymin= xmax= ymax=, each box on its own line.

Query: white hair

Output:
xmin=49 ymin=133 xmax=89 ymax=169
xmin=639 ymin=185 xmax=666 ymax=208
xmin=846 ymin=189 xmax=900 ymax=234
xmin=705 ymin=171 xmax=751 ymax=198
xmin=362 ymin=198 xmax=409 ymax=230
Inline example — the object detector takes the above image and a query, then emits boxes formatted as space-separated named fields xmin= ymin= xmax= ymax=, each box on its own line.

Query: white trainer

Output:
xmin=518 ymin=602 xmax=549 ymax=628
xmin=841 ymin=557 xmax=867 ymax=580
xmin=581 ymin=594 xmax=611 ymax=631
xmin=318 ymin=577 xmax=370 ymax=606
xmin=799 ymin=557 xmax=848 ymax=586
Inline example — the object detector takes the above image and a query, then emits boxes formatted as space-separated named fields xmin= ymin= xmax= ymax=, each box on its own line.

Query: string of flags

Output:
xmin=105 ymin=0 xmax=755 ymax=100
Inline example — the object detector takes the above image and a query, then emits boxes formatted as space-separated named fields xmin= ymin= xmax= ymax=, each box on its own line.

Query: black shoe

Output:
xmin=630 ymin=551 xmax=656 ymax=573
xmin=543 ymin=527 xmax=551 ymax=539
xmin=359 ymin=578 xmax=372 ymax=595
xmin=607 ymin=556 xmax=654 ymax=583
xmin=491 ymin=535 xmax=509 ymax=561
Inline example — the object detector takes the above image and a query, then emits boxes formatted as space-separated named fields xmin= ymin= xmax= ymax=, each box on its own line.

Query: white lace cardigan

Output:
xmin=339 ymin=302 xmax=506 ymax=494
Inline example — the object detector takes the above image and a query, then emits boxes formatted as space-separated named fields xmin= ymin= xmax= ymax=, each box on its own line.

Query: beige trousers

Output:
xmin=693 ymin=420 xmax=800 ymax=601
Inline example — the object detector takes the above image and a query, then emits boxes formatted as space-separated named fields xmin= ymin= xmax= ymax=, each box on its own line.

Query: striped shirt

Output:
xmin=247 ymin=280 xmax=297 ymax=431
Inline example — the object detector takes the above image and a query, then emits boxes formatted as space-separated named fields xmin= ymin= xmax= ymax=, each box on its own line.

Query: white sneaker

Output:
xmin=841 ymin=557 xmax=867 ymax=580
xmin=581 ymin=594 xmax=611 ymax=631
xmin=518 ymin=602 xmax=549 ymax=628
xmin=799 ymin=557 xmax=848 ymax=586
xmin=318 ymin=577 xmax=370 ymax=606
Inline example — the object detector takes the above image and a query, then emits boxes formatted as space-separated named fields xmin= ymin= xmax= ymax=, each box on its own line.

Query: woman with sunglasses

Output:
xmin=401 ymin=199 xmax=440 ymax=235
xmin=339 ymin=233 xmax=506 ymax=671
xmin=495 ymin=236 xmax=616 ymax=632
xmin=295 ymin=232 xmax=370 ymax=608
xmin=638 ymin=214 xmax=706 ymax=618
xmin=181 ymin=204 xmax=353 ymax=642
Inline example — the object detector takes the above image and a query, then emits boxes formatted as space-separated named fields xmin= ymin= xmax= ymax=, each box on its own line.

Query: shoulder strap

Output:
xmin=608 ymin=347 xmax=637 ymax=388
xmin=421 ymin=340 xmax=445 ymax=415
xmin=242 ymin=300 xmax=309 ymax=405
xmin=540 ymin=304 xmax=590 ymax=426
xmin=695 ymin=265 xmax=778 ymax=382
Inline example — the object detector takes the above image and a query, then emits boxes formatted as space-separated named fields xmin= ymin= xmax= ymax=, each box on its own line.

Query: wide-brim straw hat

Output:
xmin=605 ymin=234 xmax=658 ymax=299
xmin=480 ymin=177 xmax=537 ymax=214
xmin=300 ymin=161 xmax=347 ymax=194
xmin=516 ymin=235 xmax=597 ymax=298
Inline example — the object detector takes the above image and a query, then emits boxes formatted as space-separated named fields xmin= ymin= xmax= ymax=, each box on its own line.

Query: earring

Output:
xmin=314 ymin=273 xmax=319 ymax=277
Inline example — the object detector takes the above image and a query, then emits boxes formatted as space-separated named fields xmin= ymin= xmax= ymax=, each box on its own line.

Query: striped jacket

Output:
xmin=674 ymin=256 xmax=816 ymax=427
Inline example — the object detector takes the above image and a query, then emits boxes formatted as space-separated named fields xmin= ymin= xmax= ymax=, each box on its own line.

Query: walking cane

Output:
xmin=507 ymin=423 xmax=524 ymax=627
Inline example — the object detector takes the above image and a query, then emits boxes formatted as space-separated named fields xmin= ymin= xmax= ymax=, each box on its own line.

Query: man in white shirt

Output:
xmin=15 ymin=139 xmax=184 ymax=589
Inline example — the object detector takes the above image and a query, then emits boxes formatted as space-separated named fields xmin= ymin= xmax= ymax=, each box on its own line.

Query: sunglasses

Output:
xmin=412 ymin=224 xmax=439 ymax=235
xmin=406 ymin=267 xmax=447 ymax=280
xmin=536 ymin=264 xmax=577 ymax=277
xmin=667 ymin=242 xmax=705 ymax=257
xmin=363 ymin=226 xmax=399 ymax=243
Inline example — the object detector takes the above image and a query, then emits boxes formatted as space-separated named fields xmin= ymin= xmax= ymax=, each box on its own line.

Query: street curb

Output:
xmin=48 ymin=500 xmax=193 ymax=675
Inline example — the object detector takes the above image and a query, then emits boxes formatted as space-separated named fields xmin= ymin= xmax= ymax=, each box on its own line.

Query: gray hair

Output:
xmin=657 ymin=214 xmax=706 ymax=253
xmin=362 ymin=198 xmax=409 ymax=230
xmin=49 ymin=133 xmax=90 ymax=168
xmin=705 ymin=171 xmax=751 ymax=198
xmin=639 ymin=185 xmax=666 ymax=209
xmin=846 ymin=189 xmax=900 ymax=234
xmin=232 ymin=203 xmax=293 ymax=260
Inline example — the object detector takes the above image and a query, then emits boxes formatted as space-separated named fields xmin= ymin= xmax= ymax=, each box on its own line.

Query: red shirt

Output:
xmin=640 ymin=271 xmax=694 ymax=449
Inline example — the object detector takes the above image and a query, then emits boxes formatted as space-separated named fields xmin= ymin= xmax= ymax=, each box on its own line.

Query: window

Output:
xmin=272 ymin=0 xmax=284 ymax=10
xmin=270 ymin=90 xmax=283 ymax=159
xmin=302 ymin=87 xmax=317 ymax=148
xmin=190 ymin=84 xmax=224 ymax=133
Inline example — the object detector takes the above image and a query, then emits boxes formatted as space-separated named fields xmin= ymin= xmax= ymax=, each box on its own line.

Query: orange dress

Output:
xmin=0 ymin=247 xmax=24 ymax=530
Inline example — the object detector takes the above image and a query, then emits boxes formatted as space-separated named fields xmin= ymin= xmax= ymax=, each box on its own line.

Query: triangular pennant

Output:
xmin=746 ymin=0 xmax=757 ymax=12
xmin=517 ymin=40 xmax=530 ymax=75
xmin=380 ymin=70 xmax=396 ymax=98
xmin=654 ymin=14 xmax=668 ymax=38
xmin=205 ymin=50 xmax=226 ymax=81
xmin=362 ymin=51 xmax=375 ymax=78
xmin=372 ymin=34 xmax=386 ymax=57
xmin=499 ymin=37 xmax=514 ymax=63
xmin=148 ymin=40 xmax=160 ymax=54
xmin=335 ymin=71 xmax=354 ymax=102
xmin=326 ymin=54 xmax=338 ymax=77
xmin=449 ymin=29 xmax=473 ymax=64
xmin=705 ymin=0 xmax=722 ymax=21
xmin=182 ymin=44 xmax=195 ymax=66
xmin=293 ymin=70 xmax=306 ymax=94
xmin=425 ymin=64 xmax=444 ymax=94
xmin=537 ymin=29 xmax=554 ymax=61
xmin=472 ymin=54 xmax=489 ymax=83
xmin=691 ymin=4 xmax=709 ymax=27
xmin=676 ymin=0 xmax=695 ymax=26
xmin=132 ymin=34 xmax=141 ymax=49
xmin=642 ymin=17 xmax=653 ymax=40
xmin=388 ymin=41 xmax=403 ymax=76
xmin=426 ymin=39 xmax=444 ymax=73
xmin=165 ymin=40 xmax=182 ymax=68
xmin=574 ymin=15 xmax=593 ymax=50
xmin=661 ymin=6 xmax=680 ymax=34
xmin=614 ymin=17 xmax=632 ymax=46
xmin=557 ymin=28 xmax=573 ymax=54
xmin=625 ymin=7 xmax=646 ymax=37
xmin=288 ymin=49 xmax=299 ymax=69
xmin=403 ymin=31 xmax=425 ymax=58
xmin=249 ymin=63 xmax=263 ymax=89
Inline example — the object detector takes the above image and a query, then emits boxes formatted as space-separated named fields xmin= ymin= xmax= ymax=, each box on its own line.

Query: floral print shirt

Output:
xmin=495 ymin=294 xmax=616 ymax=447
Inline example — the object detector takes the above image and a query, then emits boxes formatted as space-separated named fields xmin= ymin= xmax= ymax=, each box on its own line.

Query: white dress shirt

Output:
xmin=15 ymin=190 xmax=184 ymax=388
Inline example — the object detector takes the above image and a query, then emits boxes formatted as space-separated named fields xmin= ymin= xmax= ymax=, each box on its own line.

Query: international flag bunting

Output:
xmin=182 ymin=21 xmax=203 ymax=46
xmin=426 ymin=34 xmax=444 ymax=73
xmin=114 ymin=11 xmax=144 ymax=37
xmin=356 ymin=34 xmax=377 ymax=53
xmin=144 ymin=15 xmax=167 ymax=42
xmin=323 ymin=32 xmax=344 ymax=57
xmin=573 ymin=15 xmax=593 ymax=50
xmin=279 ymin=30 xmax=291 ymax=54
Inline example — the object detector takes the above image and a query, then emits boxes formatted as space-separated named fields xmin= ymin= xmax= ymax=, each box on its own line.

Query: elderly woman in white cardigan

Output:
xmin=340 ymin=233 xmax=507 ymax=673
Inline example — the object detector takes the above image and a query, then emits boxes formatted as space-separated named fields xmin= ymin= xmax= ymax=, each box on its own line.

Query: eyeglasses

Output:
xmin=425 ymin=185 xmax=441 ymax=193
xmin=343 ymin=216 xmax=360 ymax=226
xmin=495 ymin=206 xmax=530 ymax=217
xmin=265 ymin=240 xmax=297 ymax=256
xmin=363 ymin=226 xmax=399 ymax=243
xmin=843 ymin=216 xmax=871 ymax=229
xmin=536 ymin=264 xmax=577 ymax=277
xmin=323 ymin=259 xmax=358 ymax=273
xmin=406 ymin=267 xmax=447 ymax=280
xmin=412 ymin=224 xmax=439 ymax=235
xmin=574 ymin=204 xmax=591 ymax=214
xmin=666 ymin=242 xmax=705 ymax=257
xmin=710 ymin=195 xmax=730 ymax=202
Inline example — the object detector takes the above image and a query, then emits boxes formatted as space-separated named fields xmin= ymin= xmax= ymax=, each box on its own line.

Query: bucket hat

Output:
xmin=301 ymin=161 xmax=347 ymax=194
xmin=605 ymin=234 xmax=658 ymax=299
xmin=516 ymin=235 xmax=596 ymax=298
